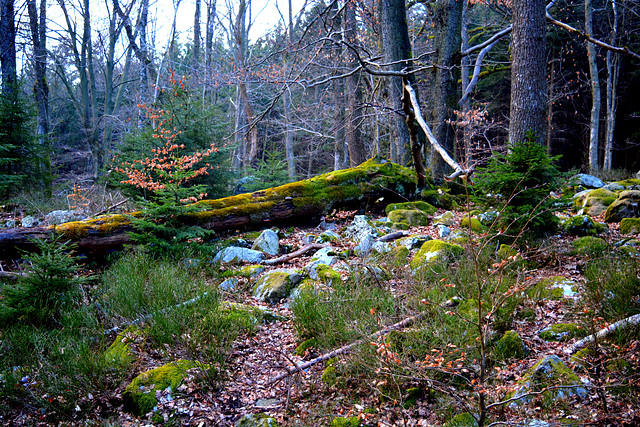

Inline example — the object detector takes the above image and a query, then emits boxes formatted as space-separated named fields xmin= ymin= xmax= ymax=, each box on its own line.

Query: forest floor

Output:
xmin=2 ymin=207 xmax=640 ymax=426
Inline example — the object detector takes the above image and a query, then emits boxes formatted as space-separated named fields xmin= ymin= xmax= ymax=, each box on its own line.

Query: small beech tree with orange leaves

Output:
xmin=113 ymin=73 xmax=229 ymax=255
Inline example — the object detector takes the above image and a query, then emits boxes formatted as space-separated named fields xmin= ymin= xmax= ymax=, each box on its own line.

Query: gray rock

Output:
xmin=3 ymin=219 xmax=16 ymax=228
xmin=218 ymin=278 xmax=238 ymax=291
xmin=251 ymin=229 xmax=280 ymax=256
xmin=345 ymin=215 xmax=377 ymax=242
xmin=315 ymin=230 xmax=340 ymax=243
xmin=21 ymin=216 xmax=40 ymax=228
xmin=252 ymin=268 xmax=303 ymax=303
xmin=213 ymin=246 xmax=265 ymax=264
xmin=603 ymin=182 xmax=624 ymax=191
xmin=353 ymin=232 xmax=375 ymax=256
xmin=477 ymin=210 xmax=499 ymax=226
xmin=437 ymin=224 xmax=450 ymax=238
xmin=433 ymin=211 xmax=455 ymax=226
xmin=397 ymin=235 xmax=432 ymax=250
xmin=44 ymin=209 xmax=84 ymax=225
xmin=306 ymin=248 xmax=338 ymax=280
xmin=605 ymin=190 xmax=640 ymax=223
xmin=572 ymin=173 xmax=604 ymax=189
xmin=372 ymin=241 xmax=392 ymax=254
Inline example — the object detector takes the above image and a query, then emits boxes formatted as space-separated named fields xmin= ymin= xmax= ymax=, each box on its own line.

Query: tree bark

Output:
xmin=430 ymin=0 xmax=463 ymax=178
xmin=603 ymin=0 xmax=619 ymax=171
xmin=0 ymin=0 xmax=16 ymax=93
xmin=0 ymin=159 xmax=416 ymax=260
xmin=193 ymin=0 xmax=202 ymax=73
xmin=332 ymin=1 xmax=347 ymax=170
xmin=345 ymin=0 xmax=366 ymax=167
xmin=380 ymin=0 xmax=411 ymax=165
xmin=509 ymin=0 xmax=547 ymax=146
xmin=586 ymin=0 xmax=601 ymax=172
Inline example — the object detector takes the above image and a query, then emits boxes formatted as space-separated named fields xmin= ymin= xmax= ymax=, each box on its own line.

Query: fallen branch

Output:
xmin=269 ymin=312 xmax=427 ymax=384
xmin=376 ymin=231 xmax=407 ymax=243
xmin=403 ymin=82 xmax=474 ymax=181
xmin=567 ymin=313 xmax=640 ymax=354
xmin=262 ymin=243 xmax=328 ymax=266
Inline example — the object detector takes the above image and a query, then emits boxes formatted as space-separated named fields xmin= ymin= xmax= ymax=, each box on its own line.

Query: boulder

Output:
xmin=539 ymin=323 xmax=587 ymax=342
xmin=396 ymin=235 xmax=431 ymax=250
xmin=251 ymin=229 xmax=280 ymax=256
xmin=385 ymin=200 xmax=436 ymax=216
xmin=253 ymin=268 xmax=303 ymax=303
xmin=20 ymin=216 xmax=40 ymax=228
xmin=353 ymin=232 xmax=376 ymax=256
xmin=388 ymin=209 xmax=429 ymax=228
xmin=459 ymin=216 xmax=486 ymax=233
xmin=345 ymin=215 xmax=378 ymax=242
xmin=571 ymin=173 xmax=604 ymax=188
xmin=575 ymin=188 xmax=618 ymax=216
xmin=238 ymin=264 xmax=266 ymax=277
xmin=494 ymin=330 xmax=526 ymax=361
xmin=571 ymin=236 xmax=608 ymax=257
xmin=528 ymin=276 xmax=578 ymax=300
xmin=560 ymin=215 xmax=604 ymax=236
xmin=219 ymin=277 xmax=238 ymax=291
xmin=604 ymin=190 xmax=640 ymax=223
xmin=410 ymin=239 xmax=464 ymax=273
xmin=123 ymin=359 xmax=207 ymax=415
xmin=507 ymin=355 xmax=587 ymax=406
xmin=620 ymin=218 xmax=640 ymax=235
xmin=213 ymin=246 xmax=265 ymax=264
xmin=433 ymin=211 xmax=455 ymax=226
xmin=316 ymin=230 xmax=340 ymax=243
xmin=44 ymin=209 xmax=85 ymax=225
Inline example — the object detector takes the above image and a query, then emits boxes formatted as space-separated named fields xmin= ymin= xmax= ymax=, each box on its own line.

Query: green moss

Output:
xmin=561 ymin=214 xmax=604 ymax=236
xmin=494 ymin=330 xmax=526 ymax=361
xmin=236 ymin=414 xmax=280 ymax=427
xmin=321 ymin=358 xmax=340 ymax=386
xmin=615 ymin=179 xmax=640 ymax=188
xmin=420 ymin=189 xmax=457 ymax=210
xmin=385 ymin=201 xmax=436 ymax=215
xmin=620 ymin=218 xmax=640 ymax=235
xmin=316 ymin=264 xmax=341 ymax=286
xmin=433 ymin=211 xmax=455 ymax=226
xmin=104 ymin=326 xmax=142 ymax=367
xmin=539 ymin=323 xmax=587 ymax=342
xmin=528 ymin=276 xmax=575 ymax=301
xmin=459 ymin=216 xmax=486 ymax=233
xmin=444 ymin=412 xmax=478 ymax=427
xmin=388 ymin=209 xmax=429 ymax=227
xmin=123 ymin=359 xmax=207 ymax=415
xmin=410 ymin=239 xmax=464 ymax=272
xmin=253 ymin=271 xmax=295 ymax=303
xmin=571 ymin=236 xmax=609 ymax=256
xmin=55 ymin=213 xmax=134 ymax=239
xmin=219 ymin=301 xmax=285 ymax=326
xmin=605 ymin=190 xmax=640 ymax=223
xmin=391 ymin=221 xmax=410 ymax=230
xmin=238 ymin=264 xmax=266 ymax=277
xmin=497 ymin=244 xmax=518 ymax=260
xmin=330 ymin=416 xmax=361 ymax=427
xmin=295 ymin=338 xmax=318 ymax=356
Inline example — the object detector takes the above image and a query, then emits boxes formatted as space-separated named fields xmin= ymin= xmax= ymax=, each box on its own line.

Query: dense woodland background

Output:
xmin=0 ymin=0 xmax=639 ymax=201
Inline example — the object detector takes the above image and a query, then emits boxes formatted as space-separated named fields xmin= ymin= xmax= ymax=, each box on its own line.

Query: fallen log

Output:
xmin=0 ymin=158 xmax=416 ymax=259
xmin=567 ymin=313 xmax=640 ymax=355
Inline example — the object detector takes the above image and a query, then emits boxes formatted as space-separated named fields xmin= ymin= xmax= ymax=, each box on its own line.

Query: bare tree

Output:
xmin=586 ymin=0 xmax=601 ymax=171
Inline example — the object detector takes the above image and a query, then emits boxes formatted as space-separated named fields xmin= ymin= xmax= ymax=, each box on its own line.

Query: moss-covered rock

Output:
xmin=560 ymin=215 xmax=605 ymax=236
xmin=385 ymin=201 xmax=437 ymax=216
xmin=219 ymin=301 xmax=286 ymax=325
xmin=235 ymin=413 xmax=280 ymax=427
xmin=508 ymin=355 xmax=587 ymax=406
xmin=497 ymin=244 xmax=518 ymax=260
xmin=433 ymin=211 xmax=455 ymax=226
xmin=614 ymin=179 xmax=640 ymax=189
xmin=539 ymin=323 xmax=588 ymax=342
xmin=605 ymin=190 xmax=640 ymax=223
xmin=494 ymin=330 xmax=526 ymax=361
xmin=443 ymin=412 xmax=478 ymax=427
xmin=571 ymin=236 xmax=609 ymax=257
xmin=123 ymin=359 xmax=207 ymax=415
xmin=295 ymin=337 xmax=318 ymax=356
xmin=238 ymin=264 xmax=266 ymax=278
xmin=104 ymin=326 xmax=142 ymax=367
xmin=620 ymin=218 xmax=640 ymax=235
xmin=252 ymin=269 xmax=303 ymax=303
xmin=388 ymin=209 xmax=430 ymax=227
xmin=459 ymin=216 xmax=486 ymax=233
xmin=315 ymin=264 xmax=341 ymax=286
xmin=420 ymin=189 xmax=457 ymax=210
xmin=410 ymin=239 xmax=464 ymax=273
xmin=528 ymin=276 xmax=577 ymax=300
xmin=316 ymin=230 xmax=341 ymax=243
xmin=321 ymin=358 xmax=340 ymax=387
xmin=576 ymin=188 xmax=618 ymax=216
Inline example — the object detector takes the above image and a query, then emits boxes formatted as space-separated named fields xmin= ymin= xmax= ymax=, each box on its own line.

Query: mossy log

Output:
xmin=0 ymin=158 xmax=416 ymax=259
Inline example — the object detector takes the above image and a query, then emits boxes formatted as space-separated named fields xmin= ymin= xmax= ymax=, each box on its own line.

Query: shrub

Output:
xmin=0 ymin=236 xmax=84 ymax=327
xmin=474 ymin=132 xmax=565 ymax=238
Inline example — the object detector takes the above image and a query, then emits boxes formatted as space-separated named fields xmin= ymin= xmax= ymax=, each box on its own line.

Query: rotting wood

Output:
xmin=567 ymin=313 xmax=640 ymax=355
xmin=269 ymin=312 xmax=427 ymax=385
xmin=0 ymin=158 xmax=416 ymax=260
xmin=262 ymin=243 xmax=329 ymax=266
xmin=376 ymin=231 xmax=407 ymax=242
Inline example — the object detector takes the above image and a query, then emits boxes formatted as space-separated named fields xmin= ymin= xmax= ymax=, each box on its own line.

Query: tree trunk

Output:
xmin=509 ymin=0 xmax=547 ymax=146
xmin=283 ymin=0 xmax=295 ymax=180
xmin=345 ymin=0 xmax=366 ymax=167
xmin=430 ymin=0 xmax=463 ymax=179
xmin=380 ymin=0 xmax=411 ymax=166
xmin=603 ymin=0 xmax=619 ymax=171
xmin=586 ymin=0 xmax=601 ymax=172
xmin=460 ymin=0 xmax=471 ymax=164
xmin=0 ymin=0 xmax=16 ymax=92
xmin=332 ymin=1 xmax=347 ymax=170
xmin=380 ymin=0 xmax=426 ymax=187
xmin=193 ymin=0 xmax=201 ymax=73
xmin=27 ymin=0 xmax=51 ymax=196
xmin=0 ymin=159 xmax=416 ymax=260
